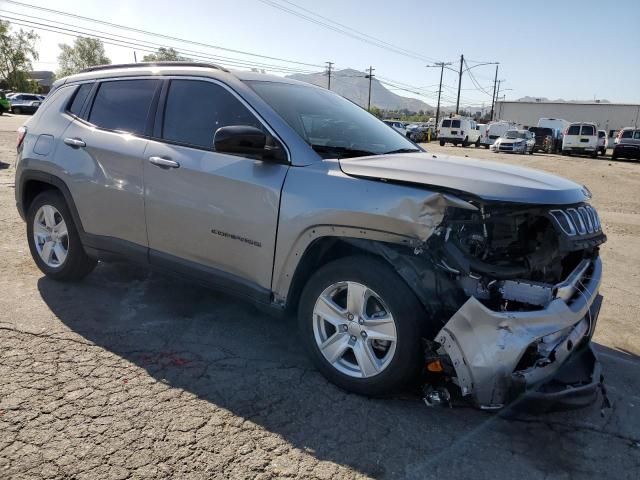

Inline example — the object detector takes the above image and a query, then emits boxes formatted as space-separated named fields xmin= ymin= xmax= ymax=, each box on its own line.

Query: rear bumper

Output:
xmin=614 ymin=145 xmax=640 ymax=159
xmin=436 ymin=256 xmax=603 ymax=409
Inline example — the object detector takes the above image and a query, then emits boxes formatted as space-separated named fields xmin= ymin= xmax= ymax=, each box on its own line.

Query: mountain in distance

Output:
xmin=513 ymin=96 xmax=611 ymax=103
xmin=287 ymin=68 xmax=432 ymax=112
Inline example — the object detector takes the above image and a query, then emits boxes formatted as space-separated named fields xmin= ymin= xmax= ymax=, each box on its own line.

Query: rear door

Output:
xmin=143 ymin=78 xmax=289 ymax=293
xmin=563 ymin=124 xmax=582 ymax=148
xmin=580 ymin=124 xmax=597 ymax=149
xmin=59 ymin=78 xmax=161 ymax=251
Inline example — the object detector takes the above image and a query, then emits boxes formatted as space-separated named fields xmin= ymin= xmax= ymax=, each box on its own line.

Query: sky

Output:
xmin=2 ymin=0 xmax=639 ymax=107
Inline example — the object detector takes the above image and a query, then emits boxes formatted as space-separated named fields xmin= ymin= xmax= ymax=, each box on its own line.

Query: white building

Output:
xmin=495 ymin=100 xmax=640 ymax=146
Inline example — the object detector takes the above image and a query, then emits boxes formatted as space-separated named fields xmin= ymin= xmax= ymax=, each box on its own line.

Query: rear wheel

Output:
xmin=462 ymin=137 xmax=469 ymax=147
xmin=26 ymin=191 xmax=96 ymax=281
xmin=591 ymin=150 xmax=597 ymax=159
xmin=439 ymin=139 xmax=445 ymax=146
xmin=12 ymin=107 xmax=21 ymax=114
xmin=475 ymin=138 xmax=480 ymax=148
xmin=298 ymin=256 xmax=423 ymax=396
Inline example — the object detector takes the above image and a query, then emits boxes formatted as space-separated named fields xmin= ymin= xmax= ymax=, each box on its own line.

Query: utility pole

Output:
xmin=366 ymin=66 xmax=375 ymax=111
xmin=490 ymin=64 xmax=499 ymax=121
xmin=426 ymin=62 xmax=452 ymax=139
xmin=326 ymin=61 xmax=333 ymax=90
xmin=133 ymin=51 xmax=138 ymax=63
xmin=494 ymin=80 xmax=503 ymax=119
xmin=455 ymin=54 xmax=464 ymax=114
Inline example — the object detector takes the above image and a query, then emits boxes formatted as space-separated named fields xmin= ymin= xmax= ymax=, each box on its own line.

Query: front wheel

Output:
xmin=12 ymin=107 xmax=21 ymax=115
xmin=26 ymin=190 xmax=97 ymax=281
xmin=298 ymin=256 xmax=423 ymax=396
xmin=475 ymin=138 xmax=480 ymax=148
xmin=439 ymin=139 xmax=445 ymax=146
xmin=461 ymin=137 xmax=469 ymax=147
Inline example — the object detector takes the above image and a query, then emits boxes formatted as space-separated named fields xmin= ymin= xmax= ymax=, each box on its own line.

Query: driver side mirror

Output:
xmin=214 ymin=125 xmax=286 ymax=163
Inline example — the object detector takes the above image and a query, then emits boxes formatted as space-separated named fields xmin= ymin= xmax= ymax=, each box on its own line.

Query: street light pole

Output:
xmin=490 ymin=64 xmax=499 ymax=121
xmin=456 ymin=54 xmax=464 ymax=114
xmin=326 ymin=61 xmax=333 ymax=90
xmin=366 ymin=66 xmax=375 ymax=111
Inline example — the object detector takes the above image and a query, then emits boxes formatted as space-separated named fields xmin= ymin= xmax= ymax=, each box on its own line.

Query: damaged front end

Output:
xmin=423 ymin=200 xmax=607 ymax=410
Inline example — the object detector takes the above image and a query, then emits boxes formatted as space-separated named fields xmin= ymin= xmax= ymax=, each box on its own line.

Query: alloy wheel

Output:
xmin=33 ymin=205 xmax=69 ymax=268
xmin=312 ymin=281 xmax=397 ymax=378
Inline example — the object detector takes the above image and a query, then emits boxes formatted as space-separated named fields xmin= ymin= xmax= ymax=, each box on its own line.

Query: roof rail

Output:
xmin=80 ymin=61 xmax=229 ymax=73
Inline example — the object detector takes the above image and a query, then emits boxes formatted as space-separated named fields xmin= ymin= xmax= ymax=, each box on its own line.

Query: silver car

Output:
xmin=15 ymin=62 xmax=606 ymax=410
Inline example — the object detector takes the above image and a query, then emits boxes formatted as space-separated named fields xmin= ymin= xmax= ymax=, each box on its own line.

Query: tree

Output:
xmin=369 ymin=106 xmax=383 ymax=118
xmin=57 ymin=37 xmax=110 ymax=77
xmin=0 ymin=20 xmax=39 ymax=92
xmin=142 ymin=47 xmax=189 ymax=62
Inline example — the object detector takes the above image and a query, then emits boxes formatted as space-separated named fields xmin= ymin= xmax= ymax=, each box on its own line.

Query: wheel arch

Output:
xmin=19 ymin=170 xmax=86 ymax=237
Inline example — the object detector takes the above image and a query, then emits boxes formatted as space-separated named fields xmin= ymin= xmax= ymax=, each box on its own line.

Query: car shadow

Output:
xmin=36 ymin=262 xmax=640 ymax=478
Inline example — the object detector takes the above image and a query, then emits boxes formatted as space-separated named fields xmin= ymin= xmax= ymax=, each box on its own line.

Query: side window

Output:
xmin=89 ymin=79 xmax=160 ymax=135
xmin=162 ymin=79 xmax=262 ymax=150
xmin=67 ymin=83 xmax=93 ymax=116
xmin=609 ymin=130 xmax=616 ymax=138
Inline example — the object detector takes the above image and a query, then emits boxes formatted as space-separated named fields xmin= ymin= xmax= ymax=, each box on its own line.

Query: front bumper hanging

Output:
xmin=434 ymin=256 xmax=603 ymax=410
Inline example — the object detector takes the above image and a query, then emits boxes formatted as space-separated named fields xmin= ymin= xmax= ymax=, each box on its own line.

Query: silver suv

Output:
xmin=15 ymin=63 xmax=606 ymax=410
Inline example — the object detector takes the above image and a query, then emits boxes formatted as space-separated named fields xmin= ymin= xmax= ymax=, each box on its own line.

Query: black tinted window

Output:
xmin=442 ymin=119 xmax=451 ymax=127
xmin=621 ymin=130 xmax=633 ymax=138
xmin=68 ymin=84 xmax=92 ymax=116
xmin=451 ymin=120 xmax=461 ymax=128
xmin=162 ymin=80 xmax=261 ymax=149
xmin=580 ymin=125 xmax=595 ymax=135
xmin=567 ymin=125 xmax=581 ymax=135
xmin=89 ymin=80 xmax=160 ymax=135
xmin=598 ymin=131 xmax=605 ymax=138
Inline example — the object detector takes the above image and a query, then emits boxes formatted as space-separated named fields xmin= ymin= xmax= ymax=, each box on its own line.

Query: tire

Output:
xmin=26 ymin=190 xmax=97 ymax=281
xmin=298 ymin=256 xmax=424 ymax=396
xmin=611 ymin=153 xmax=618 ymax=160
xmin=12 ymin=107 xmax=21 ymax=114
xmin=474 ymin=138 xmax=480 ymax=148
xmin=439 ymin=139 xmax=445 ymax=146
xmin=590 ymin=150 xmax=597 ymax=159
xmin=461 ymin=137 xmax=469 ymax=148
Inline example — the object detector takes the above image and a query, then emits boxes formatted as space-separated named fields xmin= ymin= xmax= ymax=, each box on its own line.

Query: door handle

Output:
xmin=63 ymin=137 xmax=86 ymax=148
xmin=148 ymin=156 xmax=180 ymax=169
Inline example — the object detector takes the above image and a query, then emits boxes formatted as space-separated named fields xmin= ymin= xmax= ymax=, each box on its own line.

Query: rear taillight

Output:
xmin=17 ymin=126 xmax=26 ymax=151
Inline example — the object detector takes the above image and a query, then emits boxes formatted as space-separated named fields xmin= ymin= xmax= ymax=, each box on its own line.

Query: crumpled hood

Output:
xmin=339 ymin=152 xmax=588 ymax=205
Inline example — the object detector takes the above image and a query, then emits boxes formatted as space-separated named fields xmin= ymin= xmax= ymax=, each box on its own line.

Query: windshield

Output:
xmin=504 ymin=130 xmax=527 ymax=139
xmin=246 ymin=81 xmax=419 ymax=158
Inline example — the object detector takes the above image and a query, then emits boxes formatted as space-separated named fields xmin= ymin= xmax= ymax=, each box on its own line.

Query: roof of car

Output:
xmin=55 ymin=62 xmax=311 ymax=88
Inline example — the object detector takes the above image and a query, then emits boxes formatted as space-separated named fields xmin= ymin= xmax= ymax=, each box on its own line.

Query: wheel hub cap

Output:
xmin=33 ymin=205 xmax=69 ymax=268
xmin=312 ymin=281 xmax=397 ymax=378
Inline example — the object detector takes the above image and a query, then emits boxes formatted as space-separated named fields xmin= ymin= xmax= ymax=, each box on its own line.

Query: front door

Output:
xmin=143 ymin=78 xmax=289 ymax=294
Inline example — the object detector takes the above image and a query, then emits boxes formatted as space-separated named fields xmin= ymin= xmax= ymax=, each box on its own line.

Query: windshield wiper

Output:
xmin=311 ymin=145 xmax=377 ymax=158
xmin=383 ymin=148 xmax=421 ymax=154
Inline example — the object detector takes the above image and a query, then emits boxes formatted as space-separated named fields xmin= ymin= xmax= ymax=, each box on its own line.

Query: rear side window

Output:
xmin=68 ymin=83 xmax=92 ymax=116
xmin=451 ymin=120 xmax=461 ymax=128
xmin=567 ymin=125 xmax=581 ymax=135
xmin=89 ymin=79 xmax=160 ymax=135
xmin=598 ymin=131 xmax=605 ymax=138
xmin=442 ymin=119 xmax=451 ymax=127
xmin=621 ymin=130 xmax=633 ymax=138
xmin=634 ymin=131 xmax=640 ymax=139
xmin=162 ymin=79 xmax=262 ymax=150
xmin=580 ymin=125 xmax=595 ymax=136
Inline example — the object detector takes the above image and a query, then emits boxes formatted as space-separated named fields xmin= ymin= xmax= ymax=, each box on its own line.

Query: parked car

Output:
xmin=528 ymin=126 xmax=562 ymax=153
xmin=490 ymin=129 xmax=535 ymax=154
xmin=481 ymin=121 xmax=512 ymax=148
xmin=562 ymin=122 xmax=598 ymax=158
xmin=0 ymin=91 xmax=10 ymax=115
xmin=383 ymin=120 xmax=409 ymax=137
xmin=15 ymin=62 xmax=606 ymax=410
xmin=438 ymin=116 xmax=481 ymax=147
xmin=406 ymin=123 xmax=431 ymax=142
xmin=615 ymin=127 xmax=635 ymax=145
xmin=612 ymin=128 xmax=640 ymax=160
xmin=597 ymin=130 xmax=607 ymax=155
xmin=9 ymin=93 xmax=43 ymax=114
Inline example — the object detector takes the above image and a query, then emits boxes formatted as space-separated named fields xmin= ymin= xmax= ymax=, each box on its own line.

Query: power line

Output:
xmin=255 ymin=0 xmax=442 ymax=64
xmin=4 ymin=0 xmax=324 ymax=68
xmin=1 ymin=14 xmax=322 ymax=75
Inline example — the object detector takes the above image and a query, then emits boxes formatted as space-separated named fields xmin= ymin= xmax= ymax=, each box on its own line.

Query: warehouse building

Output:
xmin=495 ymin=100 xmax=640 ymax=146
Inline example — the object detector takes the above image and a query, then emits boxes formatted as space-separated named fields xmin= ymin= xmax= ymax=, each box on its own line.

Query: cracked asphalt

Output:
xmin=1 ymin=114 xmax=639 ymax=479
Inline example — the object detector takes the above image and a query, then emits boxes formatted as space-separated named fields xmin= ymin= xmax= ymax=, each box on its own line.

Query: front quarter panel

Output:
xmin=272 ymin=160 xmax=470 ymax=302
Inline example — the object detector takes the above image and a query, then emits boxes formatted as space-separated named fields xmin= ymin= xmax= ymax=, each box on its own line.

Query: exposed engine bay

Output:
xmin=431 ymin=201 xmax=605 ymax=312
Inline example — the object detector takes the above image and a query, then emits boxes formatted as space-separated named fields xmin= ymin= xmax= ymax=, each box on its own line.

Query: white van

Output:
xmin=481 ymin=121 xmax=512 ymax=148
xmin=562 ymin=122 xmax=598 ymax=157
xmin=438 ymin=116 xmax=481 ymax=147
